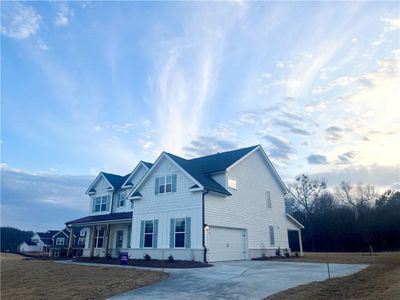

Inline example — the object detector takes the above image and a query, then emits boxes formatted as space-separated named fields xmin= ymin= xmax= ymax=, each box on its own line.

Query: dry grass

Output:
xmin=266 ymin=252 xmax=400 ymax=300
xmin=0 ymin=253 xmax=167 ymax=300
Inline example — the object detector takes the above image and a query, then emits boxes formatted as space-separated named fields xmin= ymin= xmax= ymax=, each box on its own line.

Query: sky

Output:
xmin=1 ymin=1 xmax=399 ymax=231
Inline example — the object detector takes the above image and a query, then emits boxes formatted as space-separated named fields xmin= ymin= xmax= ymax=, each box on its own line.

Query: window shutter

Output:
xmin=169 ymin=218 xmax=175 ymax=248
xmin=139 ymin=221 xmax=145 ymax=248
xmin=106 ymin=195 xmax=110 ymax=211
xmin=155 ymin=177 xmax=159 ymax=195
xmin=267 ymin=190 xmax=272 ymax=208
xmin=185 ymin=217 xmax=191 ymax=248
xmin=127 ymin=226 xmax=131 ymax=248
xmin=172 ymin=174 xmax=177 ymax=192
xmin=153 ymin=219 xmax=158 ymax=248
xmin=92 ymin=198 xmax=95 ymax=213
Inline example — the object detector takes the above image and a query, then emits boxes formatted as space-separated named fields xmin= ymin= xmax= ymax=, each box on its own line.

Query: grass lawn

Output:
xmin=265 ymin=252 xmax=400 ymax=300
xmin=0 ymin=253 xmax=167 ymax=300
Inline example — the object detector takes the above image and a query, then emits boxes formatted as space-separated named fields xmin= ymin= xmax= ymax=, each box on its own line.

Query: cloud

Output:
xmin=275 ymin=119 xmax=311 ymax=136
xmin=37 ymin=39 xmax=49 ymax=51
xmin=263 ymin=134 xmax=293 ymax=161
xmin=307 ymin=154 xmax=328 ymax=165
xmin=1 ymin=165 xmax=93 ymax=231
xmin=310 ymin=164 xmax=399 ymax=191
xmin=1 ymin=2 xmax=41 ymax=39
xmin=239 ymin=112 xmax=258 ymax=124
xmin=325 ymin=126 xmax=345 ymax=141
xmin=55 ymin=3 xmax=73 ymax=27
xmin=183 ymin=136 xmax=237 ymax=158
xmin=337 ymin=151 xmax=356 ymax=164
xmin=381 ymin=17 xmax=400 ymax=31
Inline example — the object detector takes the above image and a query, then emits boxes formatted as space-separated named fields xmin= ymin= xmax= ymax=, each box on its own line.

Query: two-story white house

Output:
xmin=66 ymin=145 xmax=303 ymax=262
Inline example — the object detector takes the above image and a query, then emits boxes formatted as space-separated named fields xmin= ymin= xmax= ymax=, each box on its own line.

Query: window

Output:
xmin=175 ymin=218 xmax=185 ymax=248
xmin=56 ymin=237 xmax=65 ymax=245
xmin=266 ymin=190 xmax=272 ymax=208
xmin=93 ymin=195 xmax=110 ymax=212
xmin=117 ymin=193 xmax=125 ymax=207
xmin=116 ymin=230 xmax=124 ymax=248
xmin=269 ymin=225 xmax=275 ymax=246
xmin=144 ymin=221 xmax=153 ymax=248
xmin=78 ymin=230 xmax=86 ymax=246
xmin=155 ymin=174 xmax=177 ymax=195
xmin=95 ymin=228 xmax=105 ymax=248
xmin=228 ymin=178 xmax=237 ymax=189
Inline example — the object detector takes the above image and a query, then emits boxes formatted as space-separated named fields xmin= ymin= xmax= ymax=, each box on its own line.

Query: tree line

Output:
xmin=0 ymin=227 xmax=34 ymax=253
xmin=286 ymin=174 xmax=400 ymax=252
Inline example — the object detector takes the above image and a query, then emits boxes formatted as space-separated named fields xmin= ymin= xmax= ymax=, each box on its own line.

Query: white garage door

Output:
xmin=208 ymin=226 xmax=247 ymax=262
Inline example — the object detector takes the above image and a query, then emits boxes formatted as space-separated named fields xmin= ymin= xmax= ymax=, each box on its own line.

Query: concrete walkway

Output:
xmin=108 ymin=260 xmax=368 ymax=300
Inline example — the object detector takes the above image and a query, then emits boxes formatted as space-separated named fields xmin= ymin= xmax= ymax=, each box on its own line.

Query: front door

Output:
xmin=116 ymin=230 xmax=124 ymax=249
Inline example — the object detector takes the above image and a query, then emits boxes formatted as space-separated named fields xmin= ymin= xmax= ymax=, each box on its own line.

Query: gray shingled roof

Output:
xmin=66 ymin=212 xmax=133 ymax=226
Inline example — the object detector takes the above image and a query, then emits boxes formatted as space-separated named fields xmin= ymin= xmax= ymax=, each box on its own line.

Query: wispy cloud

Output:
xmin=307 ymin=154 xmax=328 ymax=165
xmin=54 ymin=2 xmax=73 ymax=27
xmin=1 ymin=2 xmax=41 ymax=39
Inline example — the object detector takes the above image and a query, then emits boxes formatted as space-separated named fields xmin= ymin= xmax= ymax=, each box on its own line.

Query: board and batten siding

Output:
xmin=131 ymin=156 xmax=203 ymax=251
xmin=205 ymin=148 xmax=289 ymax=257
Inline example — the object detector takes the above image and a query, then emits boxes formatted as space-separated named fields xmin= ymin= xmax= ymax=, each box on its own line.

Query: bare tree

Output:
xmin=287 ymin=174 xmax=327 ymax=251
xmin=335 ymin=181 xmax=378 ymax=218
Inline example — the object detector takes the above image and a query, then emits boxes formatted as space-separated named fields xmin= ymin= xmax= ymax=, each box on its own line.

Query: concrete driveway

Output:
xmin=110 ymin=260 xmax=367 ymax=300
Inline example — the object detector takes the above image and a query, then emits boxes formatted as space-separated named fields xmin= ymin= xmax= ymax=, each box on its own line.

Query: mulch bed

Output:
xmin=75 ymin=257 xmax=212 ymax=268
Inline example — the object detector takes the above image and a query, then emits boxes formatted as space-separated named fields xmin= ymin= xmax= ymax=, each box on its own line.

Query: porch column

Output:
xmin=104 ymin=224 xmax=111 ymax=257
xmin=298 ymin=229 xmax=304 ymax=257
xmin=90 ymin=225 xmax=96 ymax=257
xmin=67 ymin=226 xmax=74 ymax=256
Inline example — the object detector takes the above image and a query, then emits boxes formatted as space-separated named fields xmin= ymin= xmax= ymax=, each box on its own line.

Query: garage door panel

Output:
xmin=208 ymin=226 xmax=246 ymax=262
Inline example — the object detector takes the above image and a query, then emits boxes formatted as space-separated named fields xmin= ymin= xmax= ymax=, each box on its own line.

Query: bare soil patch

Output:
xmin=265 ymin=252 xmax=400 ymax=300
xmin=1 ymin=253 xmax=167 ymax=300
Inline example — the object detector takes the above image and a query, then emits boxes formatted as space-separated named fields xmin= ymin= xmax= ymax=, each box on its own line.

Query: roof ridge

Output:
xmin=188 ymin=145 xmax=259 ymax=161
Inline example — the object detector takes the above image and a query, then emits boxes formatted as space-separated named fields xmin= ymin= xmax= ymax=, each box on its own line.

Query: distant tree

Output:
xmin=335 ymin=181 xmax=378 ymax=219
xmin=0 ymin=227 xmax=34 ymax=253
xmin=287 ymin=174 xmax=326 ymax=251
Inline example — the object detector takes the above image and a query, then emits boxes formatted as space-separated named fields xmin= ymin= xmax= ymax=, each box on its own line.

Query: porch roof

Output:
xmin=66 ymin=212 xmax=133 ymax=226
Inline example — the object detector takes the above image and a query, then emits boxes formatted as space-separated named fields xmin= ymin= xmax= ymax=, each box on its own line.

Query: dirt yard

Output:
xmin=266 ymin=252 xmax=400 ymax=300
xmin=0 ymin=253 xmax=167 ymax=300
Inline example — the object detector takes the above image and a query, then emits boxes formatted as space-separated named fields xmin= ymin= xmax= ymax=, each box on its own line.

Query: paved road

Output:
xmin=109 ymin=260 xmax=367 ymax=300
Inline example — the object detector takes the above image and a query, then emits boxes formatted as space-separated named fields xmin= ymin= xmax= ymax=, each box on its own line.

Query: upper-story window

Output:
xmin=93 ymin=195 xmax=110 ymax=213
xmin=56 ymin=237 xmax=65 ymax=245
xmin=266 ymin=190 xmax=272 ymax=208
xmin=155 ymin=174 xmax=177 ymax=195
xmin=117 ymin=193 xmax=126 ymax=207
xmin=227 ymin=177 xmax=237 ymax=189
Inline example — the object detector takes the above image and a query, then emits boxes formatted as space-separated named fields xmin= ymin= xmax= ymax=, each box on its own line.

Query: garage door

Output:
xmin=208 ymin=226 xmax=247 ymax=262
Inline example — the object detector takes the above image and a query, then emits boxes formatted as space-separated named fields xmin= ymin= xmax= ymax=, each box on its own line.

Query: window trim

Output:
xmin=227 ymin=177 xmax=238 ymax=190
xmin=93 ymin=194 xmax=110 ymax=213
xmin=155 ymin=174 xmax=177 ymax=195
xmin=269 ymin=225 xmax=275 ymax=246
xmin=143 ymin=220 xmax=154 ymax=248
xmin=116 ymin=230 xmax=124 ymax=248
xmin=117 ymin=193 xmax=126 ymax=208
xmin=266 ymin=189 xmax=272 ymax=209
xmin=174 ymin=218 xmax=186 ymax=248
xmin=95 ymin=228 xmax=105 ymax=248
xmin=55 ymin=237 xmax=65 ymax=245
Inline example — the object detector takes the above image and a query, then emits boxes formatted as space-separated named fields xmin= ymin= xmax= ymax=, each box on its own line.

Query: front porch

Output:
xmin=66 ymin=212 xmax=133 ymax=258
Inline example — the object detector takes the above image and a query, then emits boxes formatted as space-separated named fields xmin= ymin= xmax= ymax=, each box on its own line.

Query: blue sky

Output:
xmin=1 ymin=1 xmax=399 ymax=231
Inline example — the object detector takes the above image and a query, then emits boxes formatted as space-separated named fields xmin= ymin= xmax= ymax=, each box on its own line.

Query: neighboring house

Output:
xmin=18 ymin=230 xmax=58 ymax=254
xmin=66 ymin=145 xmax=303 ymax=262
xmin=49 ymin=227 xmax=84 ymax=257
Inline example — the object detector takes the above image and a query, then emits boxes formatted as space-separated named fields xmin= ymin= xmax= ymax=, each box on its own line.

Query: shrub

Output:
xmin=144 ymin=253 xmax=151 ymax=261
xmin=284 ymin=248 xmax=290 ymax=257
xmin=168 ymin=255 xmax=174 ymax=262
xmin=275 ymin=247 xmax=281 ymax=256
xmin=106 ymin=253 xmax=112 ymax=260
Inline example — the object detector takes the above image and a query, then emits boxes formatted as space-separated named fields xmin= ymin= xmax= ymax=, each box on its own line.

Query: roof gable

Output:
xmin=122 ymin=161 xmax=152 ymax=188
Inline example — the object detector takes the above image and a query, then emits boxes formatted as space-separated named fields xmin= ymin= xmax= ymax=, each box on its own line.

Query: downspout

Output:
xmin=202 ymin=189 xmax=209 ymax=263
